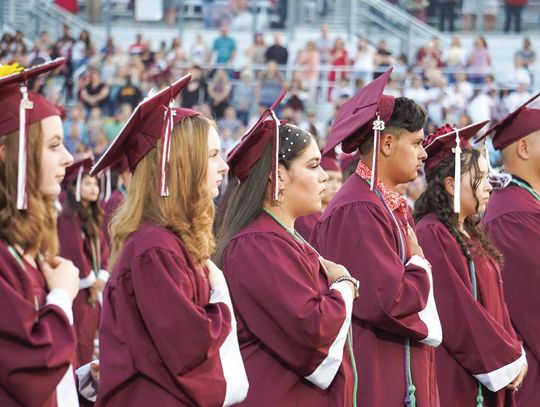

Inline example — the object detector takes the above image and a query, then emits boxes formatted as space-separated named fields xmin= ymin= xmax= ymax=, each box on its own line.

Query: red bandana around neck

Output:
xmin=356 ymin=161 xmax=409 ymax=216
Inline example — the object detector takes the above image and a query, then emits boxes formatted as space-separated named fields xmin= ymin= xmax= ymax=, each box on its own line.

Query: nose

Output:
xmin=219 ymin=155 xmax=229 ymax=175
xmin=419 ymin=144 xmax=428 ymax=161
xmin=319 ymin=167 xmax=329 ymax=183
xmin=62 ymin=146 xmax=74 ymax=167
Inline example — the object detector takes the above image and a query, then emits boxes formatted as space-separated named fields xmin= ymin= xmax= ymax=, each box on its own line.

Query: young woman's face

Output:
xmin=282 ymin=137 xmax=328 ymax=218
xmin=322 ymin=169 xmax=343 ymax=206
xmin=80 ymin=174 xmax=100 ymax=203
xmin=207 ymin=126 xmax=229 ymax=198
xmin=460 ymin=154 xmax=492 ymax=217
xmin=40 ymin=116 xmax=74 ymax=197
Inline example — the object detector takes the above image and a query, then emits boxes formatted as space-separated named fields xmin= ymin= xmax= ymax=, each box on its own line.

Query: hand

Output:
xmin=506 ymin=365 xmax=528 ymax=391
xmin=89 ymin=286 xmax=100 ymax=305
xmin=94 ymin=278 xmax=106 ymax=292
xmin=90 ymin=361 xmax=100 ymax=383
xmin=40 ymin=256 xmax=79 ymax=301
xmin=406 ymin=224 xmax=424 ymax=258
xmin=206 ymin=259 xmax=227 ymax=290
xmin=319 ymin=257 xmax=350 ymax=282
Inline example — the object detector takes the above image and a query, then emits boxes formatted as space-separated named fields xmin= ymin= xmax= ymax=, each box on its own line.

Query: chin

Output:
xmin=211 ymin=187 xmax=220 ymax=199
xmin=41 ymin=184 xmax=61 ymax=198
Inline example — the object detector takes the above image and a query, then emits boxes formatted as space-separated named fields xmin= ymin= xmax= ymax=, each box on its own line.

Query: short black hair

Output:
xmin=359 ymin=97 xmax=426 ymax=155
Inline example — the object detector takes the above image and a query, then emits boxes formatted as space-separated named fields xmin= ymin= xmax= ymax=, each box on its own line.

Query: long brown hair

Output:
xmin=414 ymin=149 xmax=503 ymax=266
xmin=0 ymin=122 xmax=59 ymax=255
xmin=109 ymin=115 xmax=216 ymax=267
xmin=65 ymin=174 xmax=103 ymax=240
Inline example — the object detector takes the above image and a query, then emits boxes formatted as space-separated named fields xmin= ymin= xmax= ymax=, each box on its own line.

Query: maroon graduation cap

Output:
xmin=90 ymin=74 xmax=199 ymax=198
xmin=423 ymin=120 xmax=489 ymax=212
xmin=62 ymin=155 xmax=94 ymax=202
xmin=477 ymin=91 xmax=540 ymax=150
xmin=324 ymin=68 xmax=394 ymax=190
xmin=227 ymin=89 xmax=286 ymax=201
xmin=320 ymin=148 xmax=340 ymax=172
xmin=0 ymin=58 xmax=66 ymax=209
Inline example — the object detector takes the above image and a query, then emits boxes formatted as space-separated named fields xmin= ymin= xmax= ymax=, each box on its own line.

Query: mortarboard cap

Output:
xmin=324 ymin=68 xmax=394 ymax=156
xmin=320 ymin=148 xmax=340 ymax=172
xmin=227 ymin=89 xmax=286 ymax=201
xmin=90 ymin=74 xmax=199 ymax=197
xmin=0 ymin=58 xmax=66 ymax=210
xmin=423 ymin=120 xmax=489 ymax=213
xmin=62 ymin=155 xmax=94 ymax=202
xmin=477 ymin=91 xmax=540 ymax=150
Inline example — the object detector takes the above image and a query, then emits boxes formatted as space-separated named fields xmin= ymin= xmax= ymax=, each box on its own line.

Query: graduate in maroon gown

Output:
xmin=100 ymin=157 xmax=130 ymax=248
xmin=58 ymin=156 xmax=110 ymax=368
xmin=214 ymin=91 xmax=358 ymax=406
xmin=479 ymin=92 xmax=540 ymax=406
xmin=295 ymin=148 xmax=343 ymax=240
xmin=311 ymin=68 xmax=442 ymax=406
xmin=414 ymin=122 xmax=527 ymax=407
xmin=90 ymin=74 xmax=248 ymax=406
xmin=0 ymin=59 xmax=81 ymax=406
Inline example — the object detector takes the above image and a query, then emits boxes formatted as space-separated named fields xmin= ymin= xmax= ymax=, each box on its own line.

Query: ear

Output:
xmin=516 ymin=137 xmax=530 ymax=160
xmin=379 ymin=133 xmax=395 ymax=158
xmin=277 ymin=164 xmax=290 ymax=189
xmin=0 ymin=143 xmax=6 ymax=161
xmin=443 ymin=176 xmax=454 ymax=197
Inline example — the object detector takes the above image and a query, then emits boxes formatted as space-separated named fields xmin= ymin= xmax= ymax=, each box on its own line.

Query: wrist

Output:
xmin=334 ymin=275 xmax=360 ymax=300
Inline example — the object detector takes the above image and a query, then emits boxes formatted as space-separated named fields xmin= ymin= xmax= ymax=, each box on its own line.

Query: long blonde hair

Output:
xmin=109 ymin=115 xmax=216 ymax=267
xmin=0 ymin=122 xmax=59 ymax=255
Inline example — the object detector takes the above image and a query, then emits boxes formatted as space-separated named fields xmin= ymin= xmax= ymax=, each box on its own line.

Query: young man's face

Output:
xmin=387 ymin=128 xmax=427 ymax=184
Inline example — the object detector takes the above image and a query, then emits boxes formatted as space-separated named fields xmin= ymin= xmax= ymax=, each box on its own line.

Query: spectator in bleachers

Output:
xmin=71 ymin=30 xmax=96 ymax=73
xmin=450 ymin=71 xmax=474 ymax=101
xmin=80 ymin=68 xmax=111 ymax=113
xmin=503 ymin=81 xmax=532 ymax=112
xmin=296 ymin=40 xmax=320 ymax=100
xmin=257 ymin=61 xmax=285 ymax=112
xmin=416 ymin=37 xmax=443 ymax=69
xmin=463 ymin=0 xmax=498 ymax=31
xmin=425 ymin=76 xmax=448 ymax=125
xmin=166 ymin=37 xmax=188 ymax=65
xmin=191 ymin=33 xmax=210 ymax=66
xmin=28 ymin=38 xmax=52 ymax=64
xmin=101 ymin=36 xmax=116 ymax=55
xmin=207 ymin=68 xmax=232 ymax=118
xmin=128 ymin=33 xmax=146 ymax=56
xmin=105 ymin=103 xmax=133 ymax=143
xmin=285 ymin=75 xmax=309 ymax=118
xmin=443 ymin=35 xmax=466 ymax=70
xmin=245 ymin=33 xmax=267 ymax=69
xmin=504 ymin=0 xmax=527 ymax=33
xmin=403 ymin=0 xmax=428 ymax=22
xmin=181 ymin=66 xmax=207 ymax=109
xmin=217 ymin=106 xmax=242 ymax=136
xmin=63 ymin=103 xmax=89 ymax=155
xmin=384 ymin=76 xmax=403 ymax=97
xmin=86 ymin=107 xmax=105 ymax=147
xmin=515 ymin=37 xmax=536 ymax=85
xmin=219 ymin=128 xmax=238 ymax=155
xmin=211 ymin=23 xmax=237 ymax=66
xmin=352 ymin=37 xmax=375 ymax=84
xmin=315 ymin=24 xmax=332 ymax=65
xmin=101 ymin=51 xmax=117 ymax=85
xmin=374 ymin=40 xmax=395 ymax=78
xmin=404 ymin=75 xmax=429 ymax=105
xmin=328 ymin=37 xmax=350 ymax=85
xmin=467 ymin=86 xmax=499 ymax=123
xmin=265 ymin=32 xmax=289 ymax=66
xmin=438 ymin=0 xmax=457 ymax=32
xmin=231 ymin=69 xmax=255 ymax=125
xmin=299 ymin=110 xmax=324 ymax=141
xmin=329 ymin=76 xmax=354 ymax=105
xmin=466 ymin=36 xmax=492 ymax=85
xmin=505 ymin=57 xmax=532 ymax=90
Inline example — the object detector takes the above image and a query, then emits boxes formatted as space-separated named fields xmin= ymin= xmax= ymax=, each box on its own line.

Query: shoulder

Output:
xmin=123 ymin=223 xmax=188 ymax=262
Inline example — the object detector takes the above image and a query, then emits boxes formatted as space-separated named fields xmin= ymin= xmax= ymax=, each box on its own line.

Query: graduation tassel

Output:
xmin=453 ymin=128 xmax=461 ymax=214
xmin=159 ymin=101 xmax=176 ymax=197
xmin=371 ymin=113 xmax=385 ymax=191
xmin=17 ymin=85 xmax=33 ymax=210
xmin=75 ymin=166 xmax=84 ymax=202
xmin=483 ymin=141 xmax=512 ymax=189
xmin=270 ymin=110 xmax=280 ymax=202
xmin=99 ymin=168 xmax=112 ymax=202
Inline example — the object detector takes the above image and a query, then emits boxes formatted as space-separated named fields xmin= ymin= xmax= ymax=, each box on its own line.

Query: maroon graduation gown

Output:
xmin=311 ymin=173 xmax=442 ymax=407
xmin=483 ymin=183 xmax=540 ymax=407
xmin=0 ymin=241 xmax=77 ymax=406
xmin=416 ymin=213 xmax=524 ymax=407
xmin=221 ymin=213 xmax=355 ymax=406
xmin=96 ymin=223 xmax=240 ymax=407
xmin=102 ymin=189 xmax=124 ymax=248
xmin=295 ymin=211 xmax=321 ymax=241
xmin=58 ymin=207 xmax=110 ymax=368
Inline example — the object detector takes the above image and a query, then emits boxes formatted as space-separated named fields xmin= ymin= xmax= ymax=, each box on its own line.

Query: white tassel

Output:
xmin=371 ymin=113 xmax=385 ymax=191
xmin=17 ymin=85 xmax=33 ymax=210
xmin=160 ymin=102 xmax=176 ymax=197
xmin=454 ymin=128 xmax=461 ymax=214
xmin=270 ymin=110 xmax=280 ymax=202
xmin=75 ymin=166 xmax=84 ymax=202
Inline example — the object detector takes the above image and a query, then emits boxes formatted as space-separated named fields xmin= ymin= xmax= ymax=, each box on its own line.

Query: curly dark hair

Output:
xmin=414 ymin=149 xmax=503 ymax=267
xmin=66 ymin=174 xmax=103 ymax=241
